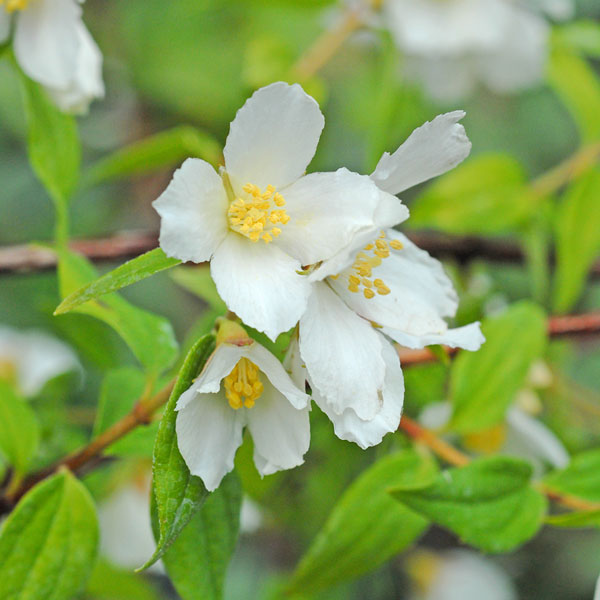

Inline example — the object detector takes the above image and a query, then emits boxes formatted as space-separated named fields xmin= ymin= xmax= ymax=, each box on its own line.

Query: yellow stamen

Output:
xmin=228 ymin=182 xmax=290 ymax=244
xmin=0 ymin=359 xmax=17 ymax=386
xmin=223 ymin=357 xmax=264 ymax=410
xmin=338 ymin=230 xmax=402 ymax=299
xmin=0 ymin=0 xmax=30 ymax=12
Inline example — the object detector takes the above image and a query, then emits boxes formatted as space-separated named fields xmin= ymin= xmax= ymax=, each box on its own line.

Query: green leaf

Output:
xmin=0 ymin=469 xmax=99 ymax=600
xmin=18 ymin=70 xmax=80 ymax=244
xmin=553 ymin=170 xmax=600 ymax=312
xmin=391 ymin=456 xmax=547 ymax=553
xmin=57 ymin=250 xmax=178 ymax=376
xmin=552 ymin=20 xmax=600 ymax=59
xmin=410 ymin=154 xmax=539 ymax=234
xmin=140 ymin=334 xmax=216 ymax=571
xmin=85 ymin=559 xmax=161 ymax=600
xmin=93 ymin=368 xmax=158 ymax=457
xmin=84 ymin=125 xmax=221 ymax=187
xmin=543 ymin=449 xmax=600 ymax=502
xmin=449 ymin=302 xmax=547 ymax=433
xmin=0 ymin=381 xmax=40 ymax=477
xmin=546 ymin=510 xmax=600 ymax=529
xmin=55 ymin=248 xmax=181 ymax=315
xmin=170 ymin=266 xmax=227 ymax=312
xmin=548 ymin=50 xmax=600 ymax=143
xmin=289 ymin=450 xmax=435 ymax=595
xmin=155 ymin=471 xmax=242 ymax=600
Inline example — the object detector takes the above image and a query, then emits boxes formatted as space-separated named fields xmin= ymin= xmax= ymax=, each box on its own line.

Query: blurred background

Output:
xmin=1 ymin=0 xmax=600 ymax=598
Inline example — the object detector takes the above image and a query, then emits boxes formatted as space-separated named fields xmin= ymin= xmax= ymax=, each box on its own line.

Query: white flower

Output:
xmin=175 ymin=322 xmax=310 ymax=492
xmin=420 ymin=403 xmax=569 ymax=475
xmin=292 ymin=113 xmax=481 ymax=449
xmin=0 ymin=325 xmax=80 ymax=396
xmin=98 ymin=470 xmax=163 ymax=574
xmin=406 ymin=549 xmax=517 ymax=600
xmin=153 ymin=82 xmax=406 ymax=341
xmin=380 ymin=0 xmax=573 ymax=101
xmin=0 ymin=0 xmax=104 ymax=114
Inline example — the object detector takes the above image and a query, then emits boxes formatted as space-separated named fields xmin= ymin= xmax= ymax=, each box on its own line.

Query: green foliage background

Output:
xmin=1 ymin=0 xmax=600 ymax=599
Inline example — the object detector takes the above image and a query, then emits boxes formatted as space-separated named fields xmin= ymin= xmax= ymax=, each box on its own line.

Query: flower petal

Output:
xmin=505 ymin=407 xmax=569 ymax=470
xmin=313 ymin=336 xmax=404 ymax=449
xmin=0 ymin=10 xmax=11 ymax=43
xmin=299 ymin=282 xmax=385 ymax=420
xmin=153 ymin=158 xmax=228 ymax=263
xmin=476 ymin=9 xmax=548 ymax=93
xmin=210 ymin=233 xmax=312 ymax=341
xmin=243 ymin=343 xmax=309 ymax=409
xmin=45 ymin=21 xmax=104 ymax=114
xmin=279 ymin=168 xmax=408 ymax=270
xmin=384 ymin=321 xmax=485 ymax=351
xmin=308 ymin=188 xmax=409 ymax=282
xmin=176 ymin=343 xmax=245 ymax=410
xmin=14 ymin=0 xmax=81 ymax=89
xmin=247 ymin=380 xmax=310 ymax=476
xmin=371 ymin=111 xmax=471 ymax=195
xmin=176 ymin=391 xmax=244 ymax=492
xmin=330 ymin=231 xmax=458 ymax=336
xmin=223 ymin=82 xmax=324 ymax=192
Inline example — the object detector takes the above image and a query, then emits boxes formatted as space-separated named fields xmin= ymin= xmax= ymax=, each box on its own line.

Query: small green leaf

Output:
xmin=543 ymin=449 xmax=600 ymax=502
xmin=553 ymin=170 xmax=600 ymax=312
xmin=0 ymin=469 xmax=99 ymax=600
xmin=57 ymin=250 xmax=178 ymax=376
xmin=93 ymin=368 xmax=158 ymax=457
xmin=410 ymin=154 xmax=539 ymax=234
xmin=140 ymin=334 xmax=216 ymax=570
xmin=289 ymin=450 xmax=436 ymax=595
xmin=553 ymin=20 xmax=600 ymax=59
xmin=155 ymin=471 xmax=242 ymax=600
xmin=85 ymin=559 xmax=162 ymax=600
xmin=84 ymin=125 xmax=221 ymax=187
xmin=18 ymin=70 xmax=80 ymax=244
xmin=170 ymin=266 xmax=227 ymax=312
xmin=391 ymin=456 xmax=547 ymax=553
xmin=0 ymin=381 xmax=40 ymax=477
xmin=546 ymin=510 xmax=600 ymax=529
xmin=449 ymin=302 xmax=547 ymax=433
xmin=56 ymin=248 xmax=181 ymax=315
xmin=548 ymin=50 xmax=600 ymax=143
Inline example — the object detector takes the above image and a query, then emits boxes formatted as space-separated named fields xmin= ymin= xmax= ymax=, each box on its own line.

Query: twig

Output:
xmin=396 ymin=311 xmax=600 ymax=366
xmin=1 ymin=229 xmax=599 ymax=277
xmin=398 ymin=415 xmax=600 ymax=512
xmin=291 ymin=7 xmax=364 ymax=82
xmin=4 ymin=378 xmax=175 ymax=507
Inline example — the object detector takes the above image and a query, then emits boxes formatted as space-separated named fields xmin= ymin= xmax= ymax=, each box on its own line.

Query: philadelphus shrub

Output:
xmin=0 ymin=0 xmax=104 ymax=113
xmin=154 ymin=82 xmax=484 ymax=490
xmin=378 ymin=0 xmax=573 ymax=100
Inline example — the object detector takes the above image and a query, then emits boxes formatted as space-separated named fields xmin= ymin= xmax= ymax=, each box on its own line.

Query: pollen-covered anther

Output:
xmin=344 ymin=231 xmax=400 ymax=298
xmin=0 ymin=0 xmax=30 ymax=12
xmin=223 ymin=357 xmax=264 ymax=410
xmin=228 ymin=183 xmax=290 ymax=243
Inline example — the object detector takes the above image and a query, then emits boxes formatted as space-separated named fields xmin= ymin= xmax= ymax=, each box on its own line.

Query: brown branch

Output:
xmin=3 ymin=378 xmax=174 ymax=508
xmin=398 ymin=415 xmax=600 ymax=513
xmin=2 ymin=229 xmax=599 ymax=277
xmin=396 ymin=311 xmax=600 ymax=366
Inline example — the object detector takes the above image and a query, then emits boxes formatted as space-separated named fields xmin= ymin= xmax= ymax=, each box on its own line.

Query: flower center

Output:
xmin=0 ymin=0 xmax=30 ymax=12
xmin=223 ymin=357 xmax=264 ymax=410
xmin=227 ymin=183 xmax=290 ymax=244
xmin=338 ymin=231 xmax=403 ymax=299
xmin=0 ymin=359 xmax=17 ymax=386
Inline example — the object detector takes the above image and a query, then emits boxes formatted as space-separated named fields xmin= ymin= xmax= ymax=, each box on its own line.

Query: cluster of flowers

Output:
xmin=0 ymin=0 xmax=103 ymax=113
xmin=153 ymin=82 xmax=485 ymax=491
xmin=372 ymin=0 xmax=573 ymax=101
